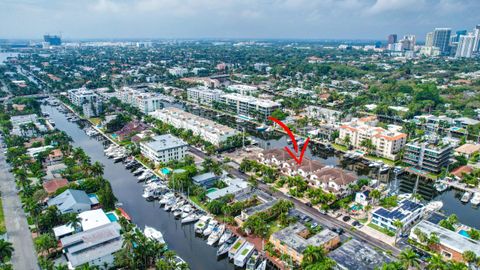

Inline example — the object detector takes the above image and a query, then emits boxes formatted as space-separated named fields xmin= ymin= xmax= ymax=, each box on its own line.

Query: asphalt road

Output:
xmin=188 ymin=146 xmax=401 ymax=257
xmin=0 ymin=144 xmax=39 ymax=269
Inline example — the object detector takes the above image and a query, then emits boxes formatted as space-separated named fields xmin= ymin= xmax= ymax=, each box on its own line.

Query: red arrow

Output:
xmin=268 ymin=116 xmax=310 ymax=165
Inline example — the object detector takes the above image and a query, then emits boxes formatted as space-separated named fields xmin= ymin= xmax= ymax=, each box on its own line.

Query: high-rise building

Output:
xmin=453 ymin=30 xmax=467 ymax=43
xmin=425 ymin=32 xmax=434 ymax=47
xmin=387 ymin=34 xmax=397 ymax=45
xmin=473 ymin=25 xmax=480 ymax=52
xmin=455 ymin=33 xmax=476 ymax=58
xmin=43 ymin=35 xmax=62 ymax=46
xmin=401 ymin=35 xmax=416 ymax=51
xmin=432 ymin=28 xmax=452 ymax=54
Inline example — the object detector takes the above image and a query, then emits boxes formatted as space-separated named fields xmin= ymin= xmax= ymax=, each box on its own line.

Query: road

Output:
xmin=188 ymin=146 xmax=401 ymax=257
xmin=0 ymin=143 xmax=39 ymax=269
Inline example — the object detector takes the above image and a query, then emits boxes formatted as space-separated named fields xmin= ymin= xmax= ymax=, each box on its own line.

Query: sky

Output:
xmin=0 ymin=0 xmax=479 ymax=40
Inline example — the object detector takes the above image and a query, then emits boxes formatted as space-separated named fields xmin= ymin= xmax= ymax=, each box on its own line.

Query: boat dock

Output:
xmin=437 ymin=179 xmax=480 ymax=194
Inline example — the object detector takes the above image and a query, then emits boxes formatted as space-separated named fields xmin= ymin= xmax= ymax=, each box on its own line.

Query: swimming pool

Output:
xmin=351 ymin=204 xmax=363 ymax=211
xmin=459 ymin=229 xmax=471 ymax=238
xmin=207 ymin=188 xmax=219 ymax=194
xmin=106 ymin=212 xmax=118 ymax=222
xmin=161 ymin=168 xmax=171 ymax=175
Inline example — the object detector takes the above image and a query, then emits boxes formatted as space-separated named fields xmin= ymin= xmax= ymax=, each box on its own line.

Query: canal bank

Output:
xmin=42 ymin=104 xmax=234 ymax=270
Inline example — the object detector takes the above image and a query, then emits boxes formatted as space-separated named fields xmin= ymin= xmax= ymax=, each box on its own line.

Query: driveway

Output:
xmin=0 ymin=149 xmax=39 ymax=269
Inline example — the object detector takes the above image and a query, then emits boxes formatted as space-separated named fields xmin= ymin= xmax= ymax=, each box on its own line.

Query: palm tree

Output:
xmin=392 ymin=219 xmax=404 ymax=245
xmin=447 ymin=261 xmax=468 ymax=270
xmin=462 ymin=250 xmax=477 ymax=268
xmin=54 ymin=264 xmax=69 ymax=270
xmin=0 ymin=240 xmax=14 ymax=263
xmin=66 ymin=213 xmax=82 ymax=232
xmin=426 ymin=254 xmax=445 ymax=270
xmin=399 ymin=248 xmax=420 ymax=269
xmin=302 ymin=245 xmax=326 ymax=268
xmin=90 ymin=161 xmax=104 ymax=177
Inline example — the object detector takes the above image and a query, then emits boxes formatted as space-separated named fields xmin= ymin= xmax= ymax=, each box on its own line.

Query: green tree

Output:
xmin=399 ymin=248 xmax=420 ymax=269
xmin=0 ymin=240 xmax=13 ymax=263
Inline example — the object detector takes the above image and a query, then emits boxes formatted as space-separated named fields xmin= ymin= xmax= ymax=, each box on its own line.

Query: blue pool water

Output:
xmin=459 ymin=229 xmax=471 ymax=238
xmin=351 ymin=204 xmax=362 ymax=211
xmin=161 ymin=168 xmax=171 ymax=175
xmin=107 ymin=213 xmax=118 ymax=222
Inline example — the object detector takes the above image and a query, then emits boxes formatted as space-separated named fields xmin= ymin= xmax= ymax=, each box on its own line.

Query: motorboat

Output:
xmin=228 ymin=237 xmax=246 ymax=260
xmin=144 ymin=225 xmax=165 ymax=244
xmin=461 ymin=192 xmax=472 ymax=203
xmin=194 ymin=216 xmax=211 ymax=234
xmin=173 ymin=204 xmax=188 ymax=218
xmin=164 ymin=198 xmax=177 ymax=211
xmin=171 ymin=201 xmax=186 ymax=213
xmin=203 ymin=220 xmax=218 ymax=237
xmin=218 ymin=230 xmax=233 ymax=246
xmin=159 ymin=193 xmax=175 ymax=205
xmin=133 ymin=168 xmax=145 ymax=176
xmin=434 ymin=182 xmax=448 ymax=193
xmin=234 ymin=242 xmax=255 ymax=267
xmin=180 ymin=206 xmax=194 ymax=219
xmin=425 ymin=201 xmax=443 ymax=212
xmin=471 ymin=193 xmax=480 ymax=206
xmin=255 ymin=259 xmax=267 ymax=270
xmin=246 ymin=250 xmax=260 ymax=270
xmin=207 ymin=224 xmax=226 ymax=246
xmin=138 ymin=171 xmax=153 ymax=181
xmin=217 ymin=235 xmax=237 ymax=257
xmin=173 ymin=255 xmax=187 ymax=269
xmin=181 ymin=213 xmax=199 ymax=224
xmin=256 ymin=124 xmax=268 ymax=132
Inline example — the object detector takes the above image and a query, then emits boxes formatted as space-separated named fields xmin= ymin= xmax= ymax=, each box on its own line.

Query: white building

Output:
xmin=227 ymin=84 xmax=258 ymax=96
xmin=149 ymin=107 xmax=238 ymax=146
xmin=168 ymin=67 xmax=189 ymax=77
xmin=187 ymin=86 xmax=223 ymax=106
xmin=220 ymin=93 xmax=281 ymax=120
xmin=115 ymin=87 xmax=162 ymax=114
xmin=455 ymin=34 xmax=476 ymax=58
xmin=140 ymin=134 xmax=188 ymax=164
xmin=372 ymin=199 xmax=425 ymax=232
xmin=68 ymin=88 xmax=102 ymax=118
xmin=338 ymin=117 xmax=407 ymax=160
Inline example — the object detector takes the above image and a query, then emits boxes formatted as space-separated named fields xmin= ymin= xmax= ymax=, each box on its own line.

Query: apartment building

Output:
xmin=269 ymin=222 xmax=340 ymax=264
xmin=338 ymin=117 xmax=407 ymax=160
xmin=187 ymin=86 xmax=223 ymax=106
xmin=220 ymin=93 xmax=281 ymax=120
xmin=149 ymin=107 xmax=238 ymax=146
xmin=371 ymin=199 xmax=425 ymax=232
xmin=68 ymin=88 xmax=102 ymax=118
xmin=227 ymin=84 xmax=258 ymax=96
xmin=403 ymin=141 xmax=453 ymax=173
xmin=116 ymin=87 xmax=162 ymax=114
xmin=140 ymin=134 xmax=188 ymax=164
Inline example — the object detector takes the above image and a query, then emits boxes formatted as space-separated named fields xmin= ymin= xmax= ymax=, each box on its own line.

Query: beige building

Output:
xmin=338 ymin=117 xmax=407 ymax=160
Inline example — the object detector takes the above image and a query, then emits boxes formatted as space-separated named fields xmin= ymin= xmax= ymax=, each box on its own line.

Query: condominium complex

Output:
xmin=187 ymin=86 xmax=223 ymax=106
xmin=220 ymin=93 xmax=281 ymax=120
xmin=338 ymin=117 xmax=407 ymax=160
xmin=372 ymin=199 xmax=425 ymax=232
xmin=403 ymin=140 xmax=453 ymax=173
xmin=68 ymin=88 xmax=102 ymax=118
xmin=149 ymin=107 xmax=239 ymax=146
xmin=455 ymin=33 xmax=476 ymax=58
xmin=140 ymin=134 xmax=188 ymax=164
xmin=227 ymin=84 xmax=258 ymax=96
xmin=115 ymin=87 xmax=162 ymax=114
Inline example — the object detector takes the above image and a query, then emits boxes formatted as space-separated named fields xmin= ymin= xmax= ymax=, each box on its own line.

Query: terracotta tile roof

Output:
xmin=43 ymin=178 xmax=69 ymax=194
xmin=451 ymin=165 xmax=474 ymax=179
xmin=455 ymin=144 xmax=480 ymax=155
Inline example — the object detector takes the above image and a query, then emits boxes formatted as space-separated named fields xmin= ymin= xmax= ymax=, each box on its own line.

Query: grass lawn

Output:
xmin=267 ymin=220 xmax=283 ymax=237
xmin=0 ymin=197 xmax=5 ymax=234
xmin=89 ymin=118 xmax=102 ymax=126
xmin=332 ymin=143 xmax=348 ymax=152
xmin=365 ymin=155 xmax=396 ymax=166
xmin=368 ymin=222 xmax=395 ymax=237
xmin=189 ymin=195 xmax=207 ymax=211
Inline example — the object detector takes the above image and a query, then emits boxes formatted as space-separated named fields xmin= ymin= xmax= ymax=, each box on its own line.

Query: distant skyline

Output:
xmin=1 ymin=0 xmax=479 ymax=40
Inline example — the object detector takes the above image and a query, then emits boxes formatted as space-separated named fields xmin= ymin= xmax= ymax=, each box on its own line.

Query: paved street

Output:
xmin=188 ymin=146 xmax=401 ymax=257
xmin=0 ymin=147 xmax=39 ymax=269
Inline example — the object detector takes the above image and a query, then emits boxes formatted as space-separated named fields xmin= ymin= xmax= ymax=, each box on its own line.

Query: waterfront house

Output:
xmin=410 ymin=220 xmax=480 ymax=262
xmin=42 ymin=178 xmax=69 ymax=195
xmin=53 ymin=209 xmax=114 ymax=239
xmin=44 ymin=163 xmax=68 ymax=181
xmin=45 ymin=149 xmax=64 ymax=165
xmin=116 ymin=120 xmax=149 ymax=141
xmin=371 ymin=199 xmax=425 ymax=232
xmin=192 ymin=172 xmax=220 ymax=188
xmin=47 ymin=189 xmax=95 ymax=214
xmin=328 ymin=239 xmax=392 ymax=269
xmin=269 ymin=222 xmax=340 ymax=264
xmin=139 ymin=134 xmax=188 ymax=165
xmin=206 ymin=177 xmax=250 ymax=201
xmin=60 ymin=222 xmax=122 ymax=269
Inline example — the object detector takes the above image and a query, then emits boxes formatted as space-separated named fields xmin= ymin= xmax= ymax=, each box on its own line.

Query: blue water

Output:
xmin=161 ymin=168 xmax=171 ymax=174
xmin=459 ymin=230 xmax=471 ymax=238
xmin=106 ymin=212 xmax=118 ymax=222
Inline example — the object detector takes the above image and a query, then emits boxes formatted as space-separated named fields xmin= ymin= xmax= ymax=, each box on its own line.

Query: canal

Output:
xmin=42 ymin=104 xmax=234 ymax=270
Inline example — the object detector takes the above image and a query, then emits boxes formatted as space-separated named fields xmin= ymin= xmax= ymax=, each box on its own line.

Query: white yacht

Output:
xmin=144 ymin=226 xmax=165 ymax=244
xmin=461 ymin=192 xmax=472 ymax=203
xmin=256 ymin=259 xmax=267 ymax=270
xmin=181 ymin=213 xmax=199 ymax=224
xmin=218 ymin=230 xmax=232 ymax=246
xmin=159 ymin=193 xmax=175 ymax=205
xmin=207 ymin=224 xmax=225 ymax=246
xmin=234 ymin=242 xmax=255 ymax=267
xmin=194 ymin=216 xmax=211 ymax=234
xmin=471 ymin=193 xmax=480 ymax=205
xmin=203 ymin=219 xmax=218 ymax=237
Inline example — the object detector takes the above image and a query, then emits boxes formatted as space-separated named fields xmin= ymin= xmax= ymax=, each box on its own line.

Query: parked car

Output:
xmin=332 ymin=228 xmax=344 ymax=235
xmin=342 ymin=216 xmax=351 ymax=222
xmin=305 ymin=202 xmax=313 ymax=207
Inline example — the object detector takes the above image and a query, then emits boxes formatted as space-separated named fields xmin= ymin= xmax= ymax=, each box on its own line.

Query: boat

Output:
xmin=203 ymin=219 xmax=218 ymax=236
xmin=218 ymin=230 xmax=232 ymax=246
xmin=246 ymin=250 xmax=260 ymax=270
xmin=180 ymin=205 xmax=194 ymax=219
xmin=207 ymin=224 xmax=225 ymax=246
xmin=181 ymin=213 xmax=199 ymax=224
xmin=234 ymin=242 xmax=255 ymax=267
xmin=471 ymin=193 xmax=480 ymax=206
xmin=173 ymin=255 xmax=187 ymax=269
xmin=144 ymin=225 xmax=165 ymax=244
xmin=133 ymin=168 xmax=145 ymax=176
xmin=138 ymin=171 xmax=153 ymax=181
xmin=164 ymin=198 xmax=177 ymax=211
xmin=425 ymin=201 xmax=443 ymax=212
xmin=217 ymin=235 xmax=237 ymax=257
xmin=194 ymin=215 xmax=211 ymax=234
xmin=228 ymin=237 xmax=246 ymax=260
xmin=461 ymin=192 xmax=472 ymax=203
xmin=369 ymin=162 xmax=381 ymax=167
xmin=256 ymin=124 xmax=268 ymax=132
xmin=159 ymin=193 xmax=175 ymax=205
xmin=256 ymin=259 xmax=267 ymax=270
xmin=171 ymin=200 xmax=185 ymax=213
xmin=435 ymin=182 xmax=448 ymax=192
xmin=379 ymin=164 xmax=390 ymax=173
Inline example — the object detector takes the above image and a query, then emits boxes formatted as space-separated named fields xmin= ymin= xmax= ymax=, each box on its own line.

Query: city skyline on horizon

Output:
xmin=1 ymin=0 xmax=479 ymax=40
